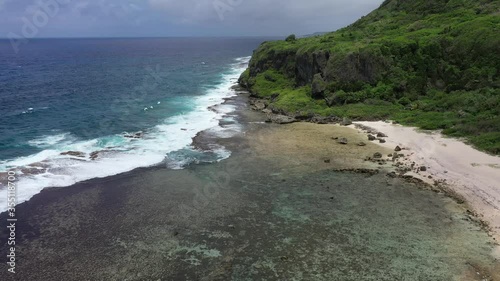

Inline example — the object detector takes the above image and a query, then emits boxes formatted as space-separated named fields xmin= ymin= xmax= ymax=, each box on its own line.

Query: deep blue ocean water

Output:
xmin=0 ymin=37 xmax=270 ymax=209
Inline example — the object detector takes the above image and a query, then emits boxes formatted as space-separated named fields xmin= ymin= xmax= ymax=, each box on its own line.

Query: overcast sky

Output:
xmin=0 ymin=0 xmax=383 ymax=38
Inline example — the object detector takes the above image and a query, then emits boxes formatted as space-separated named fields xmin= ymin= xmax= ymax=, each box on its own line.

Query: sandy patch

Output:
xmin=354 ymin=121 xmax=500 ymax=245
xmin=249 ymin=122 xmax=393 ymax=173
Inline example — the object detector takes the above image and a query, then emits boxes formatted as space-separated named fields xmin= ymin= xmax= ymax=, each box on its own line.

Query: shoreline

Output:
xmin=352 ymin=121 xmax=500 ymax=245
xmin=1 ymin=92 xmax=499 ymax=280
xmin=247 ymin=95 xmax=500 ymax=249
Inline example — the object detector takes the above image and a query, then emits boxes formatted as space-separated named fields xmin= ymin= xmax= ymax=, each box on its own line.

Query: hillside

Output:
xmin=239 ymin=0 xmax=500 ymax=154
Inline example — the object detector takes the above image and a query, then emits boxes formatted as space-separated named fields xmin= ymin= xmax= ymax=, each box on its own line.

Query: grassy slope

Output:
xmin=240 ymin=0 xmax=500 ymax=154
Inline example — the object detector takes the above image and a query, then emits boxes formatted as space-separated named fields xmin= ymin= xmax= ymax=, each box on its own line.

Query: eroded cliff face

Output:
xmin=240 ymin=44 xmax=390 ymax=100
xmin=239 ymin=0 xmax=499 ymax=102
xmin=247 ymin=46 xmax=296 ymax=79
xmin=294 ymin=50 xmax=330 ymax=86
xmin=236 ymin=0 xmax=500 ymax=155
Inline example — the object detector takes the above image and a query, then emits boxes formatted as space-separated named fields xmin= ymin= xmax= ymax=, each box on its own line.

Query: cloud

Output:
xmin=0 ymin=0 xmax=383 ymax=37
xmin=148 ymin=0 xmax=219 ymax=23
xmin=147 ymin=0 xmax=382 ymax=34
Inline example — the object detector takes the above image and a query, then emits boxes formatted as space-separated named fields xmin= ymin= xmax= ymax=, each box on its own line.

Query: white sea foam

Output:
xmin=27 ymin=133 xmax=75 ymax=148
xmin=0 ymin=57 xmax=250 ymax=212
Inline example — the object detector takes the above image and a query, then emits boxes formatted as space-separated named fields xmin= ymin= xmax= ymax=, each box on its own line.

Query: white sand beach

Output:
xmin=354 ymin=121 xmax=500 ymax=246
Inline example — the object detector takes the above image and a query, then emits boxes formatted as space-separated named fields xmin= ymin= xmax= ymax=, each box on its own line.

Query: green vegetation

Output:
xmin=240 ymin=0 xmax=500 ymax=154
xmin=285 ymin=34 xmax=297 ymax=42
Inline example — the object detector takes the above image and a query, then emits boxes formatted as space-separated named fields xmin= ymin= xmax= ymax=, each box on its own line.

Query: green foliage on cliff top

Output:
xmin=240 ymin=0 xmax=500 ymax=154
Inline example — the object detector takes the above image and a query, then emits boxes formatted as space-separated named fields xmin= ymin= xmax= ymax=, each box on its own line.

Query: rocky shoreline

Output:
xmin=244 ymin=91 xmax=500 ymax=250
xmin=0 ymin=90 xmax=498 ymax=280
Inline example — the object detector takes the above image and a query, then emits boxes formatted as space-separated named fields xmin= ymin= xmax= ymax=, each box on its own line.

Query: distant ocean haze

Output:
xmin=0 ymin=37 xmax=269 ymax=211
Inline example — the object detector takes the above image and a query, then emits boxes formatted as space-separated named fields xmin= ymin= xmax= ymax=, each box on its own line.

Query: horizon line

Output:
xmin=0 ymin=35 xmax=286 ymax=40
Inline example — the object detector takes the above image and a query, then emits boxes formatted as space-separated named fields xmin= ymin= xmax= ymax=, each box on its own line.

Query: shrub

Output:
xmin=285 ymin=34 xmax=297 ymax=42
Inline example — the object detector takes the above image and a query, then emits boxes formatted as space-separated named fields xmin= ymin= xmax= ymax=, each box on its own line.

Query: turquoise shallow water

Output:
xmin=0 ymin=106 xmax=497 ymax=280
xmin=0 ymin=37 xmax=271 ymax=209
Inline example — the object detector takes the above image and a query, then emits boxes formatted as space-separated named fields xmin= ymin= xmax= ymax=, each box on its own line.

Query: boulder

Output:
xmin=378 ymin=138 xmax=386 ymax=143
xmin=373 ymin=152 xmax=383 ymax=159
xmin=254 ymin=101 xmax=267 ymax=111
xmin=124 ymin=131 xmax=144 ymax=139
xmin=340 ymin=117 xmax=352 ymax=126
xmin=337 ymin=138 xmax=348 ymax=145
xmin=294 ymin=112 xmax=315 ymax=121
xmin=358 ymin=142 xmax=367 ymax=147
xmin=377 ymin=132 xmax=388 ymax=138
xmin=60 ymin=151 xmax=85 ymax=158
xmin=311 ymin=115 xmax=339 ymax=124
xmin=90 ymin=151 xmax=99 ymax=160
xmin=419 ymin=166 xmax=428 ymax=172
xmin=311 ymin=73 xmax=326 ymax=98
xmin=395 ymin=146 xmax=402 ymax=152
xmin=368 ymin=135 xmax=376 ymax=141
xmin=268 ymin=114 xmax=296 ymax=124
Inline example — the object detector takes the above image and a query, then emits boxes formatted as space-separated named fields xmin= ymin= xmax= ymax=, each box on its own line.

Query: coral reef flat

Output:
xmin=0 ymin=100 xmax=498 ymax=280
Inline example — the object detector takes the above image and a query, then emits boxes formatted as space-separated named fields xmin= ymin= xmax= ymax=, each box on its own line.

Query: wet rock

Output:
xmin=337 ymin=138 xmax=348 ymax=145
xmin=378 ymin=138 xmax=386 ymax=143
xmin=373 ymin=152 xmax=383 ymax=159
xmin=377 ymin=132 xmax=388 ymax=138
xmin=395 ymin=146 xmax=402 ymax=152
xmin=324 ymin=159 xmax=331 ymax=163
xmin=358 ymin=142 xmax=367 ymax=147
xmin=125 ymin=131 xmax=144 ymax=138
xmin=60 ymin=151 xmax=86 ymax=158
xmin=90 ymin=151 xmax=99 ymax=160
xmin=420 ymin=166 xmax=428 ymax=172
xmin=368 ymin=135 xmax=376 ymax=141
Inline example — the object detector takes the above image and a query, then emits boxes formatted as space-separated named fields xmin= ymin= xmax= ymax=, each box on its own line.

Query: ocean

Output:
xmin=0 ymin=37 xmax=269 ymax=211
xmin=0 ymin=37 xmax=498 ymax=280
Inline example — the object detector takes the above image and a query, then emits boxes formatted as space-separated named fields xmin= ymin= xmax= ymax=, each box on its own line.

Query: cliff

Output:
xmin=239 ymin=0 xmax=500 ymax=154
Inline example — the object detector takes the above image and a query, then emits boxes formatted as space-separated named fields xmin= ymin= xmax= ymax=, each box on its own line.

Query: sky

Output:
xmin=0 ymin=0 xmax=383 ymax=38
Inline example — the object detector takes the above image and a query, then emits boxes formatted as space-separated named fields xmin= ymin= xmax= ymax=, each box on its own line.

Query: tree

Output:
xmin=285 ymin=34 xmax=296 ymax=42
